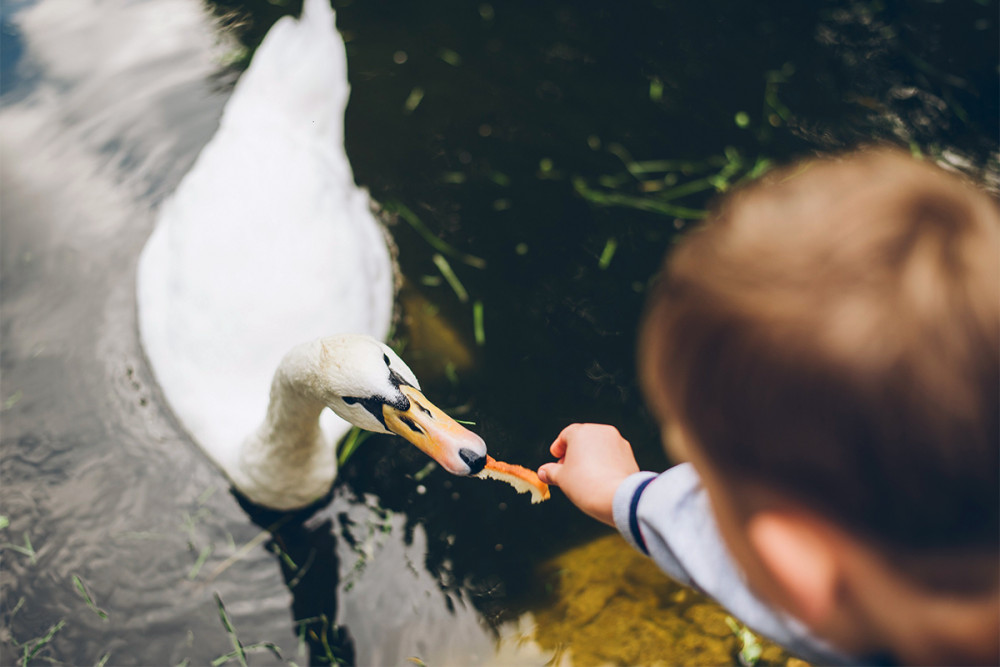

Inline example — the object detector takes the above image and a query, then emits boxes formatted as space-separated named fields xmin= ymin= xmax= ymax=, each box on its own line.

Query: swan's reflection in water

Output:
xmin=241 ymin=486 xmax=507 ymax=666
xmin=239 ymin=494 xmax=356 ymax=665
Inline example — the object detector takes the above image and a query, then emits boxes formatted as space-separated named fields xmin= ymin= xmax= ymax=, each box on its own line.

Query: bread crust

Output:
xmin=476 ymin=455 xmax=551 ymax=504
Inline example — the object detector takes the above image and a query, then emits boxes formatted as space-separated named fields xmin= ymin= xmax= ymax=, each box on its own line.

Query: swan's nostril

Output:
xmin=459 ymin=448 xmax=486 ymax=475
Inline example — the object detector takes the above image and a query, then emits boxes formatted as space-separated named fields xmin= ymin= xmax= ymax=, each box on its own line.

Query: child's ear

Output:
xmin=746 ymin=511 xmax=840 ymax=630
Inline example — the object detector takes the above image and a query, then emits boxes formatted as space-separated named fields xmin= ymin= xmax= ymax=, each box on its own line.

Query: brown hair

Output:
xmin=640 ymin=149 xmax=999 ymax=567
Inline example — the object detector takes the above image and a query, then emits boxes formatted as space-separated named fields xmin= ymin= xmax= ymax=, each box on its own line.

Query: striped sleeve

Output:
xmin=610 ymin=463 xmax=853 ymax=665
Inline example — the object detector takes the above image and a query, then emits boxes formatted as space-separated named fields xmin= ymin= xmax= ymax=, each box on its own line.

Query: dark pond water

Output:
xmin=1 ymin=0 xmax=996 ymax=664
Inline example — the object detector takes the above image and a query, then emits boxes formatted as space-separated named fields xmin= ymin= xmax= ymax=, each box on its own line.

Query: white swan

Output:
xmin=136 ymin=0 xmax=486 ymax=510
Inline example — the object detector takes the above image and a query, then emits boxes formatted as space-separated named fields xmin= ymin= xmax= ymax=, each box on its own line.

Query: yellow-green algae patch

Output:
xmin=395 ymin=281 xmax=474 ymax=381
xmin=528 ymin=533 xmax=810 ymax=666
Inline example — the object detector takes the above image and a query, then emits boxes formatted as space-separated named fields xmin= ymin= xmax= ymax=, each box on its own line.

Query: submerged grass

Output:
xmin=472 ymin=300 xmax=485 ymax=346
xmin=338 ymin=426 xmax=373 ymax=468
xmin=432 ymin=253 xmax=469 ymax=303
xmin=1 ymin=531 xmax=38 ymax=565
xmin=385 ymin=200 xmax=486 ymax=269
xmin=2 ymin=544 xmax=118 ymax=665
xmin=72 ymin=574 xmax=109 ymax=621
xmin=383 ymin=199 xmax=491 ymax=353
xmin=4 ymin=499 xmax=301 ymax=665
xmin=573 ymin=179 xmax=708 ymax=219
xmin=19 ymin=619 xmax=65 ymax=665
xmin=403 ymin=87 xmax=424 ymax=114
xmin=202 ymin=516 xmax=292 ymax=584
xmin=286 ymin=548 xmax=316 ymax=590
xmin=212 ymin=593 xmax=283 ymax=666
xmin=295 ymin=614 xmax=345 ymax=665
xmin=197 ymin=485 xmax=219 ymax=505
xmin=572 ymin=144 xmax=774 ymax=221
xmin=3 ymin=389 xmax=23 ymax=410
xmin=597 ymin=237 xmax=618 ymax=270
xmin=188 ymin=544 xmax=214 ymax=580
xmin=214 ymin=592 xmax=247 ymax=666
xmin=437 ymin=48 xmax=462 ymax=67
xmin=182 ymin=507 xmax=214 ymax=541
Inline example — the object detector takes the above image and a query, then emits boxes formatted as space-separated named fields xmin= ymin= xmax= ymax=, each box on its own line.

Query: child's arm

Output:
xmin=537 ymin=423 xmax=640 ymax=525
xmin=539 ymin=424 xmax=849 ymax=665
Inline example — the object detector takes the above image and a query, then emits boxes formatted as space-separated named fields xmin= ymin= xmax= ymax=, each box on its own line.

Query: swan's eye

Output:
xmin=383 ymin=354 xmax=391 ymax=366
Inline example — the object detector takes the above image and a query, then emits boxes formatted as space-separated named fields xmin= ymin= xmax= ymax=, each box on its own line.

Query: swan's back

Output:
xmin=137 ymin=0 xmax=393 ymax=471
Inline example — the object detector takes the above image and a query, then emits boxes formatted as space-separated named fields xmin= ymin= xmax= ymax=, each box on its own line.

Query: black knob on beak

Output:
xmin=459 ymin=448 xmax=486 ymax=475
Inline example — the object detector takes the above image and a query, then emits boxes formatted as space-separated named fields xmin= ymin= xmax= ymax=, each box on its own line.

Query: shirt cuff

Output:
xmin=612 ymin=471 xmax=658 ymax=554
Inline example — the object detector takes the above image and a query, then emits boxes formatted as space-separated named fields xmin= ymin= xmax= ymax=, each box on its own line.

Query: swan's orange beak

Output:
xmin=382 ymin=385 xmax=487 ymax=476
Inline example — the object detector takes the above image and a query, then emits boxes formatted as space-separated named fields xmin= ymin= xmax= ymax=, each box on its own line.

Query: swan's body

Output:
xmin=137 ymin=0 xmax=485 ymax=510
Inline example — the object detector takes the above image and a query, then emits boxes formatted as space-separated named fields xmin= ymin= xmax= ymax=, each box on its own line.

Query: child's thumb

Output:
xmin=537 ymin=462 xmax=561 ymax=486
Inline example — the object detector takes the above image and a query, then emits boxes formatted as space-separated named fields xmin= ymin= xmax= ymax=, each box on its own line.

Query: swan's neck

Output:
xmin=233 ymin=342 xmax=338 ymax=510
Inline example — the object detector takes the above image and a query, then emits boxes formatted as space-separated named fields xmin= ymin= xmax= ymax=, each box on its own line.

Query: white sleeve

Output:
xmin=612 ymin=463 xmax=853 ymax=665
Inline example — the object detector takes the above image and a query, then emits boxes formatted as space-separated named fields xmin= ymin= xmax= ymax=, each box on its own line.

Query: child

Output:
xmin=538 ymin=148 xmax=999 ymax=665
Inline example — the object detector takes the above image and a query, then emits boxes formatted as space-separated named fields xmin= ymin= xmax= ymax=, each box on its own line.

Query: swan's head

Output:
xmin=319 ymin=335 xmax=487 ymax=476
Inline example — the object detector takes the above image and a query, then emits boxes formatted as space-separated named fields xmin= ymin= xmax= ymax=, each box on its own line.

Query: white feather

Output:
xmin=137 ymin=0 xmax=394 ymax=509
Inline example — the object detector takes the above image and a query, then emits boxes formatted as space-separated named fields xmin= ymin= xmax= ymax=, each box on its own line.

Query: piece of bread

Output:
xmin=476 ymin=455 xmax=550 ymax=504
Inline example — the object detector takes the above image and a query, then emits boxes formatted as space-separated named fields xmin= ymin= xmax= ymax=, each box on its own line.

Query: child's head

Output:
xmin=639 ymin=148 xmax=999 ymax=661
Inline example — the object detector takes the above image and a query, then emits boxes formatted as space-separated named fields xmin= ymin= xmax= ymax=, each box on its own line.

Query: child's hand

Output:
xmin=537 ymin=423 xmax=640 ymax=526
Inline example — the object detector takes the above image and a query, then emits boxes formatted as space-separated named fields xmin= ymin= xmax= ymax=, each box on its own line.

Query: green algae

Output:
xmin=528 ymin=534 xmax=806 ymax=666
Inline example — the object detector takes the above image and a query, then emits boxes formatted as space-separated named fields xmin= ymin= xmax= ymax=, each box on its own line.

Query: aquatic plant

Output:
xmin=212 ymin=592 xmax=283 ymax=665
xmin=71 ymin=575 xmax=109 ymax=621
xmin=727 ymin=616 xmax=765 ymax=667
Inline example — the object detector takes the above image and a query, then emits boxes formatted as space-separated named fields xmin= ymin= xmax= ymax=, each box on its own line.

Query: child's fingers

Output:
xmin=550 ymin=423 xmax=583 ymax=458
xmin=549 ymin=437 xmax=568 ymax=458
xmin=537 ymin=462 xmax=561 ymax=486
